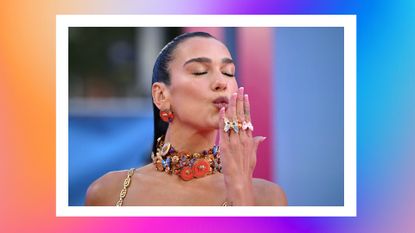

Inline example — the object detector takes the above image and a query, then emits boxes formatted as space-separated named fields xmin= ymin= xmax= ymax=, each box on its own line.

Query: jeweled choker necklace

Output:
xmin=151 ymin=136 xmax=222 ymax=181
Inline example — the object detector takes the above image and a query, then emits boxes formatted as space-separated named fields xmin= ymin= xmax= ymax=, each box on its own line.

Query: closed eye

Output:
xmin=192 ymin=71 xmax=234 ymax=77
xmin=193 ymin=72 xmax=208 ymax=76
xmin=223 ymin=72 xmax=235 ymax=77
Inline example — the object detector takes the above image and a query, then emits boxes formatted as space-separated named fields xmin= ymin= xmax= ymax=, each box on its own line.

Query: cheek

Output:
xmin=172 ymin=82 xmax=202 ymax=101
xmin=170 ymin=80 xmax=206 ymax=113
xmin=228 ymin=79 xmax=239 ymax=93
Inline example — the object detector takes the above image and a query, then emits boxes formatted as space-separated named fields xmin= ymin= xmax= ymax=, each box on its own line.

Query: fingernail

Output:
xmin=262 ymin=136 xmax=267 ymax=141
xmin=245 ymin=94 xmax=248 ymax=99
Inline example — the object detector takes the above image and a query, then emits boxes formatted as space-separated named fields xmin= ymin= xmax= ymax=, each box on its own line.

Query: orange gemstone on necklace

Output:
xmin=180 ymin=166 xmax=194 ymax=181
xmin=193 ymin=159 xmax=210 ymax=178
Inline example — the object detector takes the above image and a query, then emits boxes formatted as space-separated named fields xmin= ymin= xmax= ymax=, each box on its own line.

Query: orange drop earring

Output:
xmin=160 ymin=110 xmax=174 ymax=123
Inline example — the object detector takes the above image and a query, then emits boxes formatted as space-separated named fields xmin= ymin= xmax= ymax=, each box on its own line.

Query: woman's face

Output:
xmin=167 ymin=36 xmax=238 ymax=131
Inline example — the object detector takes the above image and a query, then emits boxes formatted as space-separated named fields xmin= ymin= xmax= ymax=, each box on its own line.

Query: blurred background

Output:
xmin=69 ymin=27 xmax=344 ymax=206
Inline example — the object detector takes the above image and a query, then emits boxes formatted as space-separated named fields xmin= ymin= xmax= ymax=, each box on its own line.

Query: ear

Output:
xmin=152 ymin=82 xmax=171 ymax=110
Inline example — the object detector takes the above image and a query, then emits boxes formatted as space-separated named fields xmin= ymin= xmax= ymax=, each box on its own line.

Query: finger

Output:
xmin=227 ymin=92 xmax=238 ymax=140
xmin=244 ymin=94 xmax=251 ymax=122
xmin=249 ymin=136 xmax=266 ymax=176
xmin=253 ymin=136 xmax=266 ymax=151
xmin=244 ymin=94 xmax=253 ymax=137
xmin=218 ymin=107 xmax=230 ymax=143
xmin=236 ymin=87 xmax=245 ymax=122
xmin=236 ymin=87 xmax=246 ymax=140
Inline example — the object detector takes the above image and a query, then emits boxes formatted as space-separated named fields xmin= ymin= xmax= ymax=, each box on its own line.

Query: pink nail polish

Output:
xmin=221 ymin=107 xmax=227 ymax=116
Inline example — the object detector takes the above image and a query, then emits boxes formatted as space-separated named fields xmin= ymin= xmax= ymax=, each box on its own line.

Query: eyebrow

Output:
xmin=183 ymin=57 xmax=234 ymax=67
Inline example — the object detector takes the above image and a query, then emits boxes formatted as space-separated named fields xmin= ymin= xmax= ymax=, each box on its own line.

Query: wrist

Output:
xmin=225 ymin=178 xmax=255 ymax=205
xmin=224 ymin=175 xmax=253 ymax=190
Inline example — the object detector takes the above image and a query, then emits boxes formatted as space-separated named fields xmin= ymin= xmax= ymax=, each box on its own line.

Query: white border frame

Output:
xmin=56 ymin=15 xmax=356 ymax=217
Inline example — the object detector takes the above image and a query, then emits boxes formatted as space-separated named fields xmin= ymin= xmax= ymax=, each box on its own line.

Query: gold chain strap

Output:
xmin=222 ymin=201 xmax=233 ymax=206
xmin=115 ymin=168 xmax=135 ymax=206
xmin=115 ymin=168 xmax=230 ymax=206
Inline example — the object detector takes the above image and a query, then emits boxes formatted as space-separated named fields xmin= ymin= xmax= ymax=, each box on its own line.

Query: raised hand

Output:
xmin=218 ymin=87 xmax=266 ymax=205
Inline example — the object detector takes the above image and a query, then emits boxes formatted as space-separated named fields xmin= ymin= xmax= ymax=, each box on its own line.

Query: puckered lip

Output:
xmin=212 ymin=96 xmax=229 ymax=105
xmin=212 ymin=96 xmax=229 ymax=110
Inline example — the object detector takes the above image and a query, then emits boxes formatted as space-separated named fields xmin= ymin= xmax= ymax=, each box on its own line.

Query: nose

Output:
xmin=211 ymin=73 xmax=228 ymax=92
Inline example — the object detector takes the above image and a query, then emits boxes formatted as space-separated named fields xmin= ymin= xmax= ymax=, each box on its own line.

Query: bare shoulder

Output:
xmin=252 ymin=178 xmax=288 ymax=206
xmin=85 ymin=169 xmax=132 ymax=206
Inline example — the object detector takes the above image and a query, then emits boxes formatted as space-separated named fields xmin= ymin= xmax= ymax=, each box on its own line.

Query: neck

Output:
xmin=164 ymin=121 xmax=217 ymax=153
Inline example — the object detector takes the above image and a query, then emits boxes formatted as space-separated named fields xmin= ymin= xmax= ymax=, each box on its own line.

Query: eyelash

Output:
xmin=192 ymin=72 xmax=234 ymax=77
xmin=193 ymin=72 xmax=207 ymax=76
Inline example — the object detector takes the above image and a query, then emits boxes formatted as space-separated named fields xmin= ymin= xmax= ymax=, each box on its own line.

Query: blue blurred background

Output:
xmin=274 ymin=28 xmax=344 ymax=205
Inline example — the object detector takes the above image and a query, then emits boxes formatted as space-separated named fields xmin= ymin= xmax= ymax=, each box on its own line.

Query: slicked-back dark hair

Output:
xmin=151 ymin=31 xmax=215 ymax=154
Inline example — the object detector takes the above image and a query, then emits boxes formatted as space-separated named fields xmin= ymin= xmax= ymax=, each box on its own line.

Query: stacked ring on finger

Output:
xmin=223 ymin=118 xmax=244 ymax=134
xmin=231 ymin=119 xmax=239 ymax=133
xmin=242 ymin=121 xmax=254 ymax=131
xmin=237 ymin=120 xmax=243 ymax=130
xmin=223 ymin=117 xmax=231 ymax=133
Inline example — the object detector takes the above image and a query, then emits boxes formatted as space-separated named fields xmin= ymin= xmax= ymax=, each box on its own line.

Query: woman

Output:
xmin=85 ymin=31 xmax=287 ymax=206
